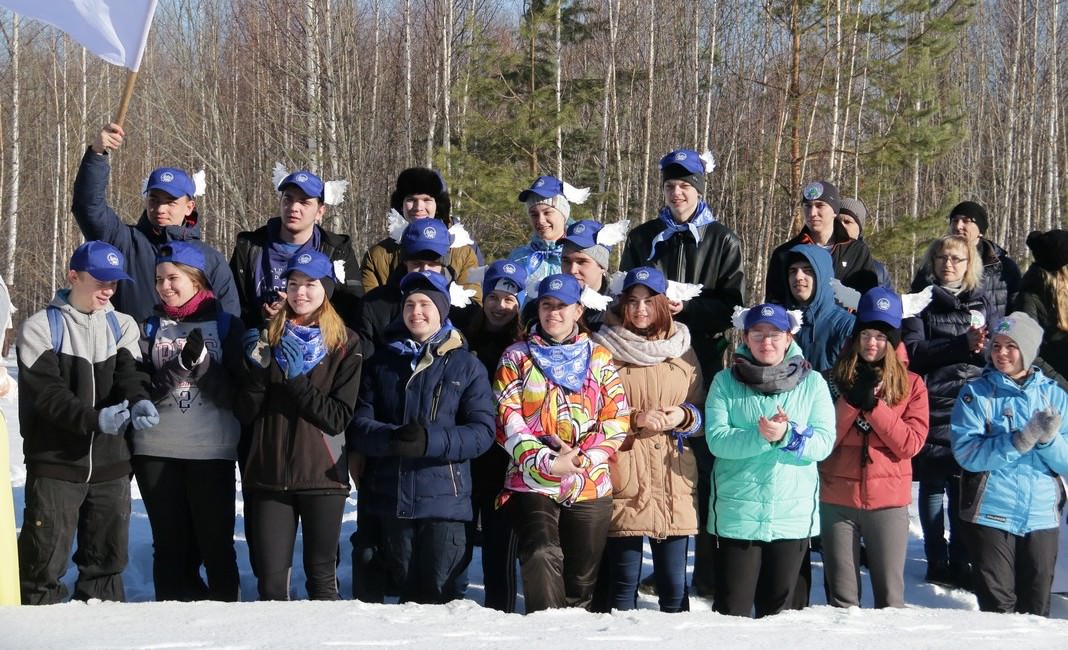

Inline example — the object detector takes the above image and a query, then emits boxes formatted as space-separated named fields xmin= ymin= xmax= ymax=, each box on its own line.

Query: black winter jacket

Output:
xmin=229 ymin=218 xmax=363 ymax=331
xmin=71 ymin=148 xmax=240 ymax=323
xmin=766 ymin=223 xmax=877 ymax=304
xmin=1014 ymin=264 xmax=1068 ymax=392
xmin=235 ymin=328 xmax=363 ymax=493
xmin=620 ymin=216 xmax=745 ymax=382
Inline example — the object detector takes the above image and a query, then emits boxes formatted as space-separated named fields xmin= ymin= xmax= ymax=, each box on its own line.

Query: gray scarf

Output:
xmin=591 ymin=322 xmax=692 ymax=367
xmin=731 ymin=352 xmax=811 ymax=395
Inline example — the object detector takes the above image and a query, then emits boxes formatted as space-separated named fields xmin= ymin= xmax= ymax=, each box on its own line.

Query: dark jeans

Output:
xmin=474 ymin=490 xmax=518 ymax=612
xmin=963 ymin=521 xmax=1059 ymax=616
xmin=691 ymin=438 xmax=715 ymax=595
xmin=245 ymin=490 xmax=346 ymax=601
xmin=379 ymin=517 xmax=467 ymax=604
xmin=714 ymin=536 xmax=809 ymax=618
xmin=18 ymin=473 xmax=130 ymax=605
xmin=603 ymin=535 xmax=689 ymax=612
xmin=918 ymin=474 xmax=968 ymax=569
xmin=132 ymin=456 xmax=238 ymax=602
xmin=509 ymin=492 xmax=612 ymax=613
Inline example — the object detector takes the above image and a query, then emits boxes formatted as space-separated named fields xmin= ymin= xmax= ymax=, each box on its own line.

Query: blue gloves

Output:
xmin=280 ymin=333 xmax=305 ymax=380
xmin=130 ymin=399 xmax=160 ymax=431
xmin=243 ymin=328 xmax=268 ymax=368
xmin=97 ymin=400 xmax=130 ymax=435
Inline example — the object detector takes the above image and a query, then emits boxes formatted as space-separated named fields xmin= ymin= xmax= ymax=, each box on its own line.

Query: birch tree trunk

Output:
xmin=639 ymin=0 xmax=656 ymax=219
xmin=5 ymin=16 xmax=20 ymax=283
xmin=1044 ymin=1 xmax=1060 ymax=230
xmin=554 ymin=0 xmax=562 ymax=177
xmin=304 ymin=0 xmax=320 ymax=166
xmin=404 ymin=0 xmax=413 ymax=164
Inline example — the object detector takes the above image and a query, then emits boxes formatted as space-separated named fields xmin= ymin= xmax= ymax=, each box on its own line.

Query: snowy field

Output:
xmin=3 ymin=358 xmax=1068 ymax=649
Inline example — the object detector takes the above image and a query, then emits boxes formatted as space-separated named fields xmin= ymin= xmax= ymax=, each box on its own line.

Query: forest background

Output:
xmin=0 ymin=0 xmax=1062 ymax=319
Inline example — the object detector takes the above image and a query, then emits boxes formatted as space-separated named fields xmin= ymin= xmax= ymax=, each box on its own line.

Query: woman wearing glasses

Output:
xmin=703 ymin=303 xmax=835 ymax=617
xmin=903 ymin=235 xmax=999 ymax=589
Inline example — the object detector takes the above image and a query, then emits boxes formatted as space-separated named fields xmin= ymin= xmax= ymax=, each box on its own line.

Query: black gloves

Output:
xmin=844 ymin=364 xmax=879 ymax=411
xmin=180 ymin=328 xmax=205 ymax=369
xmin=389 ymin=422 xmax=428 ymax=458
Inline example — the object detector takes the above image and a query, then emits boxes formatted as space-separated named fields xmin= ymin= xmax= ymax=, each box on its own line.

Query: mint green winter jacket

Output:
xmin=704 ymin=342 xmax=836 ymax=542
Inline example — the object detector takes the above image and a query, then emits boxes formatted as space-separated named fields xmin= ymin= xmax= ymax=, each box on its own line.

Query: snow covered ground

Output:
xmin=3 ymin=358 xmax=1068 ymax=648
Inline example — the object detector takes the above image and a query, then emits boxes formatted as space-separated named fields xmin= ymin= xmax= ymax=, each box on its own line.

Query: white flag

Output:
xmin=0 ymin=0 xmax=158 ymax=71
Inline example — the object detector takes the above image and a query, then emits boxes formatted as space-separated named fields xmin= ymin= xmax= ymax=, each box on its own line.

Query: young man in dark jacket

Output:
xmin=620 ymin=148 xmax=745 ymax=599
xmin=16 ymin=241 xmax=155 ymax=604
xmin=781 ymin=244 xmax=855 ymax=373
xmin=72 ymin=123 xmax=239 ymax=323
xmin=229 ymin=169 xmax=363 ymax=331
xmin=348 ymin=270 xmax=495 ymax=604
xmin=766 ymin=180 xmax=877 ymax=304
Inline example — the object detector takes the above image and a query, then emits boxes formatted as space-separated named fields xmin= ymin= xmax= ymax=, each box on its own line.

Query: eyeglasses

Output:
xmin=859 ymin=331 xmax=888 ymax=343
xmin=748 ymin=331 xmax=786 ymax=343
xmin=934 ymin=254 xmax=968 ymax=265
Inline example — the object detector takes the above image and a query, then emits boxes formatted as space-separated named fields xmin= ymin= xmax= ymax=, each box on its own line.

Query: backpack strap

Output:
xmin=46 ymin=305 xmax=63 ymax=353
xmin=106 ymin=311 xmax=123 ymax=347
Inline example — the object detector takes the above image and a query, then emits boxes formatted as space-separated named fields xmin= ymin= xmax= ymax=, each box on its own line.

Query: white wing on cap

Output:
xmin=787 ymin=309 xmax=804 ymax=334
xmin=596 ymin=219 xmax=630 ymax=247
xmin=466 ymin=265 xmax=488 ymax=287
xmin=902 ymin=285 xmax=935 ymax=318
xmin=387 ymin=209 xmax=408 ymax=243
xmin=448 ymin=222 xmax=473 ymax=248
xmin=580 ymin=286 xmax=612 ymax=311
xmin=449 ymin=282 xmax=476 ymax=308
xmin=700 ymin=150 xmax=716 ymax=174
xmin=139 ymin=175 xmax=150 ymax=195
xmin=666 ymin=281 xmax=703 ymax=303
xmin=561 ymin=181 xmax=590 ymax=204
xmin=271 ymin=162 xmax=289 ymax=190
xmin=524 ymin=274 xmax=542 ymax=299
xmin=332 ymin=260 xmax=346 ymax=284
xmin=830 ymin=278 xmax=862 ymax=311
xmin=192 ymin=170 xmax=206 ymax=197
xmin=607 ymin=270 xmax=627 ymax=296
xmin=324 ymin=179 xmax=349 ymax=206
xmin=731 ymin=305 xmax=749 ymax=330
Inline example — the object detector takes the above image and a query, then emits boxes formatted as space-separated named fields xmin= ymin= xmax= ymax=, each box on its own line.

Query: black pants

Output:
xmin=18 ymin=473 xmax=129 ymax=605
xmin=509 ymin=492 xmax=612 ymax=613
xmin=714 ymin=536 xmax=809 ymax=618
xmin=245 ymin=490 xmax=346 ymax=601
xmin=474 ymin=490 xmax=518 ymax=612
xmin=379 ymin=517 xmax=467 ymax=604
xmin=132 ymin=456 xmax=239 ymax=602
xmin=963 ymin=521 xmax=1059 ymax=616
xmin=691 ymin=439 xmax=715 ymax=596
xmin=350 ymin=506 xmax=388 ymax=602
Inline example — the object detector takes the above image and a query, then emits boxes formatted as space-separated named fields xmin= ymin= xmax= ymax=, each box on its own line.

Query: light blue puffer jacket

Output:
xmin=704 ymin=341 xmax=836 ymax=541
xmin=951 ymin=366 xmax=1068 ymax=536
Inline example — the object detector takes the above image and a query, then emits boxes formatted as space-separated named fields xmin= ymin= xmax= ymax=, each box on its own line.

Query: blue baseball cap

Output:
xmin=659 ymin=149 xmax=704 ymax=176
xmin=401 ymin=218 xmax=451 ymax=260
xmin=483 ymin=260 xmax=527 ymax=298
xmin=69 ymin=240 xmax=131 ymax=282
xmin=518 ymin=176 xmax=564 ymax=202
xmin=855 ymin=287 xmax=902 ymax=330
xmin=400 ymin=269 xmax=451 ymax=298
xmin=282 ymin=250 xmax=333 ymax=281
xmin=743 ymin=303 xmax=791 ymax=332
xmin=145 ymin=167 xmax=195 ymax=199
xmin=278 ymin=170 xmax=325 ymax=201
xmin=537 ymin=273 xmax=582 ymax=306
xmin=622 ymin=267 xmax=668 ymax=296
xmin=560 ymin=220 xmax=603 ymax=250
xmin=155 ymin=241 xmax=206 ymax=273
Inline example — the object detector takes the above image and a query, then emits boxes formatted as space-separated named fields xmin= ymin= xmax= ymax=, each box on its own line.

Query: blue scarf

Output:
xmin=386 ymin=323 xmax=454 ymax=370
xmin=254 ymin=217 xmax=322 ymax=307
xmin=646 ymin=201 xmax=716 ymax=261
xmin=273 ymin=321 xmax=328 ymax=376
xmin=517 ymin=237 xmax=564 ymax=281
xmin=528 ymin=330 xmax=592 ymax=393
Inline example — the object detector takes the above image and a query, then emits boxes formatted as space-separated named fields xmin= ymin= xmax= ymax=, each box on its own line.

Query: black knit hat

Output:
xmin=949 ymin=201 xmax=988 ymax=235
xmin=1026 ymin=229 xmax=1068 ymax=272
xmin=390 ymin=167 xmax=451 ymax=222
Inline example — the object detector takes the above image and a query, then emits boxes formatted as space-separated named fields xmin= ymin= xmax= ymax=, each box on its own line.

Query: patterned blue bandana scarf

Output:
xmin=646 ymin=201 xmax=716 ymax=261
xmin=521 ymin=237 xmax=565 ymax=279
xmin=528 ymin=331 xmax=592 ymax=393
xmin=274 ymin=321 xmax=328 ymax=376
xmin=386 ymin=323 xmax=454 ymax=370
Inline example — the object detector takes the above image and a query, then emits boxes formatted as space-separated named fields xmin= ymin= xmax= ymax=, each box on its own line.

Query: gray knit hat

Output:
xmin=992 ymin=311 xmax=1044 ymax=369
xmin=839 ymin=197 xmax=868 ymax=234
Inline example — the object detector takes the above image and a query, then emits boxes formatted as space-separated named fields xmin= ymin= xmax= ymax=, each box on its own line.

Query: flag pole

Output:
xmin=114 ymin=70 xmax=139 ymax=129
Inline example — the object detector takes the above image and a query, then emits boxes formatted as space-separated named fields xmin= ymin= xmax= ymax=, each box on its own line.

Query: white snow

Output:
xmin=3 ymin=358 xmax=1068 ymax=648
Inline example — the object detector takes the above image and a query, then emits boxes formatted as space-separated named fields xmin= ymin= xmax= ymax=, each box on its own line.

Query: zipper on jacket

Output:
xmin=429 ymin=354 xmax=451 ymax=421
xmin=448 ymin=461 xmax=459 ymax=496
xmin=86 ymin=434 xmax=95 ymax=483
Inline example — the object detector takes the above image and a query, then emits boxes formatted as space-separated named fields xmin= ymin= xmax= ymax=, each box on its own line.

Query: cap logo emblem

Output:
xmin=996 ymin=319 xmax=1013 ymax=333
xmin=534 ymin=179 xmax=545 ymax=188
xmin=761 ymin=306 xmax=775 ymax=317
xmin=876 ymin=298 xmax=891 ymax=311
xmin=423 ymin=226 xmax=437 ymax=238
xmin=297 ymin=173 xmax=309 ymax=182
xmin=636 ymin=270 xmax=650 ymax=280
xmin=573 ymin=224 xmax=585 ymax=233
xmin=503 ymin=263 xmax=517 ymax=274
xmin=297 ymin=254 xmax=312 ymax=264
xmin=549 ymin=279 xmax=563 ymax=291
xmin=673 ymin=152 xmax=687 ymax=161
xmin=802 ymin=182 xmax=823 ymax=200
xmin=106 ymin=253 xmax=120 ymax=266
xmin=160 ymin=172 xmax=174 ymax=183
